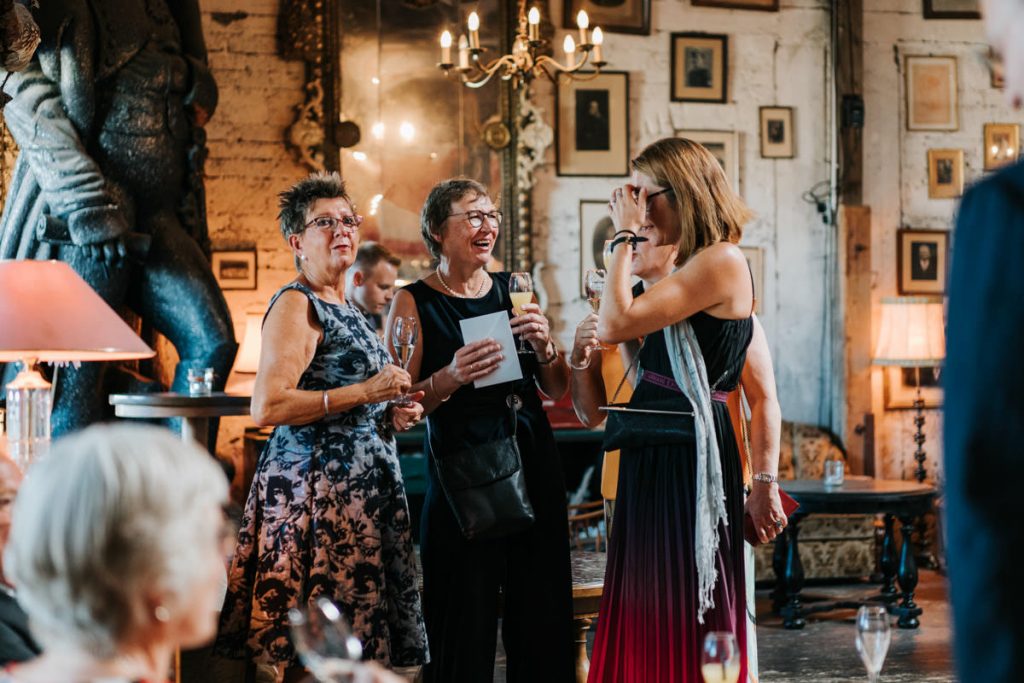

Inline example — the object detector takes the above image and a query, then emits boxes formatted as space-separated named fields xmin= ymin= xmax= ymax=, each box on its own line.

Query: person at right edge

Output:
xmin=945 ymin=2 xmax=1024 ymax=682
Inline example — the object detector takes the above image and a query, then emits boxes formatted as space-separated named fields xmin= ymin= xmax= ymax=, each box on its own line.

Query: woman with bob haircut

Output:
xmin=2 ymin=423 xmax=229 ymax=682
xmin=585 ymin=137 xmax=785 ymax=683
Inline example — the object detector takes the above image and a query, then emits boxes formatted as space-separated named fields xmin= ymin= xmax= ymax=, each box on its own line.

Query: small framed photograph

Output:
xmin=739 ymin=245 xmax=764 ymax=314
xmin=884 ymin=366 xmax=943 ymax=410
xmin=905 ymin=56 xmax=959 ymax=131
xmin=927 ymin=149 xmax=964 ymax=199
xmin=556 ymin=71 xmax=630 ymax=177
xmin=671 ymin=33 xmax=728 ymax=103
xmin=563 ymin=0 xmax=650 ymax=35
xmin=923 ymin=0 xmax=980 ymax=19
xmin=579 ymin=200 xmax=615 ymax=297
xmin=759 ymin=106 xmax=794 ymax=158
xmin=897 ymin=229 xmax=948 ymax=295
xmin=211 ymin=250 xmax=257 ymax=290
xmin=983 ymin=123 xmax=1020 ymax=171
xmin=677 ymin=130 xmax=740 ymax=190
xmin=693 ymin=0 xmax=778 ymax=9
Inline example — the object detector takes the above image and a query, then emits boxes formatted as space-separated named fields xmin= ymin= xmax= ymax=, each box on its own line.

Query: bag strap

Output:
xmin=608 ymin=338 xmax=646 ymax=404
xmin=738 ymin=383 xmax=754 ymax=486
xmin=425 ymin=394 xmax=520 ymax=460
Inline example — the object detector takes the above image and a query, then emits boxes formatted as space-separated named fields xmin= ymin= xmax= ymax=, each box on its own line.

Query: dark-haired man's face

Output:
xmin=352 ymin=260 xmax=399 ymax=315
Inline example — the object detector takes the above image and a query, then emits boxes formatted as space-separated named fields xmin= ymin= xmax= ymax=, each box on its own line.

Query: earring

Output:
xmin=154 ymin=605 xmax=171 ymax=623
xmin=301 ymin=254 xmax=308 ymax=261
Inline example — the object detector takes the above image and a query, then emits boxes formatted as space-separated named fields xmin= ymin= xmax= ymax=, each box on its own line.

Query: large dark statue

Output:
xmin=0 ymin=0 xmax=236 ymax=436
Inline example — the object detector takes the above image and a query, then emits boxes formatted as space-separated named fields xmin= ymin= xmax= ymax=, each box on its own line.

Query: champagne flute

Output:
xmin=856 ymin=605 xmax=891 ymax=683
xmin=701 ymin=631 xmax=740 ymax=683
xmin=584 ymin=268 xmax=606 ymax=314
xmin=508 ymin=272 xmax=533 ymax=354
xmin=288 ymin=597 xmax=366 ymax=683
xmin=391 ymin=316 xmax=418 ymax=405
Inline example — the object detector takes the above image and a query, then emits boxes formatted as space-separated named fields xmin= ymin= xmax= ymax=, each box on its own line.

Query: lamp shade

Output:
xmin=873 ymin=296 xmax=945 ymax=367
xmin=233 ymin=308 xmax=263 ymax=374
xmin=0 ymin=260 xmax=154 ymax=362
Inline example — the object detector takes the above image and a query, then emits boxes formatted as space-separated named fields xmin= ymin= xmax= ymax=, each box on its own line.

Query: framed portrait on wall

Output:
xmin=556 ymin=71 xmax=630 ymax=177
xmin=676 ymin=130 xmax=740 ymax=191
xmin=670 ymin=33 xmax=728 ymax=103
xmin=693 ymin=0 xmax=778 ymax=9
xmin=759 ymin=106 xmax=794 ymax=158
xmin=884 ymin=366 xmax=943 ymax=410
xmin=563 ymin=0 xmax=651 ymax=35
xmin=983 ymin=123 xmax=1020 ymax=170
xmin=211 ymin=250 xmax=257 ymax=290
xmin=905 ymin=55 xmax=959 ymax=131
xmin=579 ymin=200 xmax=615 ymax=296
xmin=923 ymin=0 xmax=980 ymax=19
xmin=739 ymin=245 xmax=764 ymax=314
xmin=897 ymin=229 xmax=948 ymax=295
xmin=927 ymin=149 xmax=964 ymax=198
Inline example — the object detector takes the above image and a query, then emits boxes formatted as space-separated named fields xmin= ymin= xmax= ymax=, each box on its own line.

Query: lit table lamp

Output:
xmin=0 ymin=260 xmax=154 ymax=470
xmin=225 ymin=307 xmax=262 ymax=395
xmin=873 ymin=296 xmax=946 ymax=483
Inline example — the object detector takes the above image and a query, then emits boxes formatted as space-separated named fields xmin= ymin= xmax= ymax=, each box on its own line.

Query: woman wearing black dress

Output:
xmin=386 ymin=178 xmax=575 ymax=682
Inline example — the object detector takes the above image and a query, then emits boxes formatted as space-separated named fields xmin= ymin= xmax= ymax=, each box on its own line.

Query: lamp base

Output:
xmin=5 ymin=361 xmax=52 ymax=471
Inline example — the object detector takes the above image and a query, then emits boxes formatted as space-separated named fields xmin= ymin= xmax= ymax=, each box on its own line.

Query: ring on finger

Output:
xmin=774 ymin=519 xmax=784 ymax=529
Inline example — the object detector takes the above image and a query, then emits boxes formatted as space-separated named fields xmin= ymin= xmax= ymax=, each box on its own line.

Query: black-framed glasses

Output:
xmin=304 ymin=214 xmax=363 ymax=233
xmin=446 ymin=210 xmax=503 ymax=228
xmin=631 ymin=187 xmax=673 ymax=202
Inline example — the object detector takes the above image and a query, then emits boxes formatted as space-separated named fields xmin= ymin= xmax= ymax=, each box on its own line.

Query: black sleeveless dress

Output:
xmin=407 ymin=273 xmax=575 ymax=683
xmin=588 ymin=311 xmax=754 ymax=683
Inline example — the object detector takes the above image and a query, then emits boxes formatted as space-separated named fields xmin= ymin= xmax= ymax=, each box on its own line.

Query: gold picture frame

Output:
xmin=676 ymin=130 xmax=740 ymax=191
xmin=563 ymin=0 xmax=651 ymax=35
xmin=670 ymin=33 xmax=728 ymax=103
xmin=927 ymin=149 xmax=964 ymax=199
xmin=693 ymin=0 xmax=778 ymax=9
xmin=983 ymin=123 xmax=1020 ymax=170
xmin=905 ymin=55 xmax=959 ymax=131
xmin=884 ymin=366 xmax=943 ymax=410
xmin=897 ymin=229 xmax=948 ymax=295
xmin=556 ymin=71 xmax=630 ymax=177
xmin=759 ymin=106 xmax=794 ymax=159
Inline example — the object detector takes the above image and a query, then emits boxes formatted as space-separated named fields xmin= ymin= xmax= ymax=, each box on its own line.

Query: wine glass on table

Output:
xmin=508 ymin=272 xmax=533 ymax=354
xmin=856 ymin=605 xmax=891 ymax=683
xmin=391 ymin=316 xmax=418 ymax=405
xmin=701 ymin=631 xmax=740 ymax=683
xmin=288 ymin=597 xmax=368 ymax=683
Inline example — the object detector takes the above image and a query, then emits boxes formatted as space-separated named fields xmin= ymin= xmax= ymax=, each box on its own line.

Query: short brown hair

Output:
xmin=419 ymin=178 xmax=489 ymax=261
xmin=353 ymin=241 xmax=401 ymax=273
xmin=632 ymin=137 xmax=754 ymax=266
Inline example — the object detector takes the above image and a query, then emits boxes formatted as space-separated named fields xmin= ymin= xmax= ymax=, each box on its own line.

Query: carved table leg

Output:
xmin=574 ymin=616 xmax=593 ymax=683
xmin=879 ymin=513 xmax=898 ymax=599
xmin=781 ymin=517 xmax=806 ymax=629
xmin=897 ymin=515 xmax=921 ymax=629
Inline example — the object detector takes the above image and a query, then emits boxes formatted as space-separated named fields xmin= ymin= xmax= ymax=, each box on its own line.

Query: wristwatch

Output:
xmin=752 ymin=472 xmax=778 ymax=485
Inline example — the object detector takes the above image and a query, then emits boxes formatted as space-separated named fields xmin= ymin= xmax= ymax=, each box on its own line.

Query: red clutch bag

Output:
xmin=743 ymin=487 xmax=799 ymax=546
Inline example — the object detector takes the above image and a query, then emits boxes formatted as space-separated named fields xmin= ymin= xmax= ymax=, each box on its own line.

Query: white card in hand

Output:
xmin=458 ymin=311 xmax=524 ymax=389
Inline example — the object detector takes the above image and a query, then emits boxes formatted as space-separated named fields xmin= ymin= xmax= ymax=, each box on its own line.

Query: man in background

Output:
xmin=0 ymin=455 xmax=39 ymax=664
xmin=944 ymin=2 xmax=1024 ymax=682
xmin=347 ymin=241 xmax=401 ymax=335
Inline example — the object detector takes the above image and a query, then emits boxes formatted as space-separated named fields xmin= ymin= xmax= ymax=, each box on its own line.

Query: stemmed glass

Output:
xmin=701 ymin=631 xmax=740 ymax=683
xmin=584 ymin=268 xmax=606 ymax=314
xmin=288 ymin=597 xmax=366 ymax=682
xmin=391 ymin=316 xmax=418 ymax=405
xmin=508 ymin=272 xmax=533 ymax=354
xmin=856 ymin=605 xmax=891 ymax=683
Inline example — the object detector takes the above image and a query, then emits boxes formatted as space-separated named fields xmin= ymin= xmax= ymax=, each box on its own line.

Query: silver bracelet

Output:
xmin=752 ymin=472 xmax=778 ymax=484
xmin=567 ymin=353 xmax=591 ymax=371
xmin=322 ymin=389 xmax=330 ymax=416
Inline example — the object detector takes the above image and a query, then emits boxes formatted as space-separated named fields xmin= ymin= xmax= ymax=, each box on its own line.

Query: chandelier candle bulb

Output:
xmin=440 ymin=30 xmax=452 ymax=66
xmin=563 ymin=34 xmax=576 ymax=68
xmin=527 ymin=7 xmax=540 ymax=42
xmin=576 ymin=10 xmax=589 ymax=45
xmin=592 ymin=27 xmax=604 ymax=64
xmin=458 ymin=34 xmax=470 ymax=69
xmin=467 ymin=11 xmax=481 ymax=50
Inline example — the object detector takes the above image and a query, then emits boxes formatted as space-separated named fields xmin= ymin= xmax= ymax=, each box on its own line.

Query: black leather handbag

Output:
xmin=428 ymin=396 xmax=536 ymax=541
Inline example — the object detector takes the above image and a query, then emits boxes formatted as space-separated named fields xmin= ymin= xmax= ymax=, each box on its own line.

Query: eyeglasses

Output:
xmin=631 ymin=187 xmax=673 ymax=203
xmin=304 ymin=214 xmax=363 ymax=233
xmin=446 ymin=210 xmax=503 ymax=228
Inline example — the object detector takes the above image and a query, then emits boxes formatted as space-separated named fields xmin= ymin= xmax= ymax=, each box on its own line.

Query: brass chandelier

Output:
xmin=437 ymin=1 xmax=607 ymax=89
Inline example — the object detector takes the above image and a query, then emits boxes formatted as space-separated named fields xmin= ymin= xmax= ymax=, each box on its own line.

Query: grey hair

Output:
xmin=4 ymin=424 xmax=228 ymax=656
xmin=419 ymin=178 xmax=489 ymax=261
xmin=278 ymin=171 xmax=351 ymax=271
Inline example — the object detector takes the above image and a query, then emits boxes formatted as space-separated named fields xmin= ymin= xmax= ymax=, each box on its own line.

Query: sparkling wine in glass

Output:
xmin=508 ymin=272 xmax=533 ymax=354
xmin=288 ymin=597 xmax=367 ymax=683
xmin=584 ymin=268 xmax=606 ymax=314
xmin=701 ymin=631 xmax=740 ymax=683
xmin=856 ymin=605 xmax=891 ymax=683
xmin=391 ymin=316 xmax=418 ymax=405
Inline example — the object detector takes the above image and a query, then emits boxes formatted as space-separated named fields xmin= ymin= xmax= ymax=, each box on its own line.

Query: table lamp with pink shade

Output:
xmin=0 ymin=260 xmax=154 ymax=470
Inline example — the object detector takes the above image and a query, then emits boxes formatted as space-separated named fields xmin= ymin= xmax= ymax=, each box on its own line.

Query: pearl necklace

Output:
xmin=436 ymin=267 xmax=487 ymax=298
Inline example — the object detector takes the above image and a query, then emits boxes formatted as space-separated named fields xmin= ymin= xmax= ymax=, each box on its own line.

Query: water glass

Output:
xmin=289 ymin=598 xmax=367 ymax=682
xmin=187 ymin=367 xmax=214 ymax=396
xmin=855 ymin=605 xmax=891 ymax=683
xmin=701 ymin=631 xmax=740 ymax=683
xmin=823 ymin=458 xmax=845 ymax=487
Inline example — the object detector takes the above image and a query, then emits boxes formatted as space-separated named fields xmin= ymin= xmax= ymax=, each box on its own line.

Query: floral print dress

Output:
xmin=216 ymin=282 xmax=428 ymax=668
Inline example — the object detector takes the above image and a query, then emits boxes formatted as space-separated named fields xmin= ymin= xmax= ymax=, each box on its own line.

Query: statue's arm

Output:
xmin=169 ymin=0 xmax=217 ymax=124
xmin=1 ymin=2 xmax=130 ymax=247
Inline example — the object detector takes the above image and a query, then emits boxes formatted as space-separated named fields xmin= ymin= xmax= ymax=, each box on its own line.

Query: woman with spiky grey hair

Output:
xmin=2 ymin=423 xmax=229 ymax=681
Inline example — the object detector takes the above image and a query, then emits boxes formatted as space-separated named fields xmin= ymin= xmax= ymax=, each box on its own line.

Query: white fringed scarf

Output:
xmin=663 ymin=318 xmax=728 ymax=622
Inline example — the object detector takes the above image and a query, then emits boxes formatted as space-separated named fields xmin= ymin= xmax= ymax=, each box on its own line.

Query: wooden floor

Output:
xmin=494 ymin=569 xmax=955 ymax=682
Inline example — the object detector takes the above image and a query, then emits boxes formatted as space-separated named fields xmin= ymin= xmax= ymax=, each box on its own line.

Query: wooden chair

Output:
xmin=568 ymin=499 xmax=606 ymax=552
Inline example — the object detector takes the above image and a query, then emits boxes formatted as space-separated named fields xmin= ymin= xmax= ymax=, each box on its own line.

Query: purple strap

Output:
xmin=711 ymin=390 xmax=730 ymax=404
xmin=640 ymin=370 xmax=730 ymax=403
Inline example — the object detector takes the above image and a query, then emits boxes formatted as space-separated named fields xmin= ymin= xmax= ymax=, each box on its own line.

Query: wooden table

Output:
xmin=109 ymin=392 xmax=251 ymax=451
xmin=571 ymin=550 xmax=606 ymax=683
xmin=774 ymin=478 xmax=937 ymax=629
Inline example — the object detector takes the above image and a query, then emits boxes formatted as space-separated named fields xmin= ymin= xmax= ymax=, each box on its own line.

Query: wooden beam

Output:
xmin=836 ymin=0 xmax=864 ymax=204
xmin=842 ymin=205 xmax=872 ymax=474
